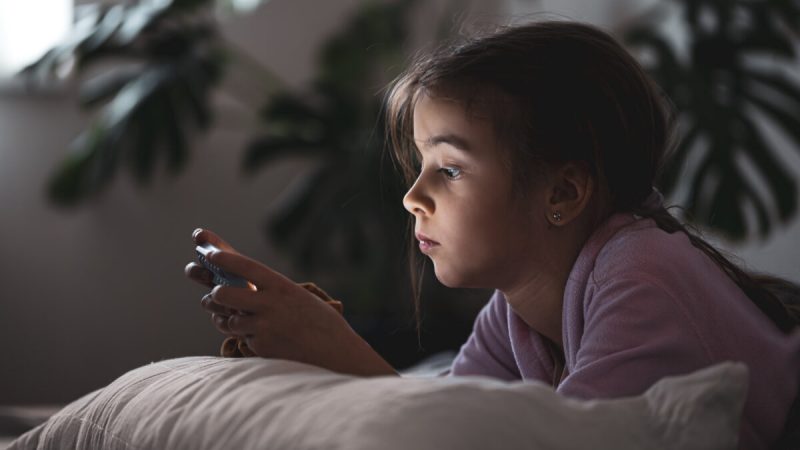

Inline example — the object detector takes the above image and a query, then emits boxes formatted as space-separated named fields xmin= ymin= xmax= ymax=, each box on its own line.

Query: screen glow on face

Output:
xmin=405 ymin=94 xmax=547 ymax=289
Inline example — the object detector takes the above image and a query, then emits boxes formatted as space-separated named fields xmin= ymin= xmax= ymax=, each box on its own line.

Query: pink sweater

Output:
xmin=450 ymin=212 xmax=800 ymax=449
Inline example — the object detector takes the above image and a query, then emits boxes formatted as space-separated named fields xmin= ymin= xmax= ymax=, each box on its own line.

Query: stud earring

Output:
xmin=552 ymin=211 xmax=562 ymax=222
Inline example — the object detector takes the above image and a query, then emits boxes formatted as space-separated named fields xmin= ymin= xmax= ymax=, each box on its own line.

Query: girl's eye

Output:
xmin=438 ymin=167 xmax=462 ymax=180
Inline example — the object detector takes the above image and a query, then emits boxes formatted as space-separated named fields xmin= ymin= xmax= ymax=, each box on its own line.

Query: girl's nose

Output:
xmin=403 ymin=176 xmax=434 ymax=216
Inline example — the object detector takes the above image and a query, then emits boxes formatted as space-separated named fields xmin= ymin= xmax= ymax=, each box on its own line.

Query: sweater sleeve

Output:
xmin=558 ymin=274 xmax=714 ymax=399
xmin=449 ymin=290 xmax=521 ymax=380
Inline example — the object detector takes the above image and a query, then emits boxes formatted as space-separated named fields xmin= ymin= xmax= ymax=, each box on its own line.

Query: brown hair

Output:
xmin=384 ymin=20 xmax=800 ymax=336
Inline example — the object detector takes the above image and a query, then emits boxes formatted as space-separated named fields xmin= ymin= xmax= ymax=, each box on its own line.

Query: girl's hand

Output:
xmin=193 ymin=233 xmax=398 ymax=377
xmin=184 ymin=228 xmax=242 ymax=324
xmin=184 ymin=228 xmax=240 ymax=289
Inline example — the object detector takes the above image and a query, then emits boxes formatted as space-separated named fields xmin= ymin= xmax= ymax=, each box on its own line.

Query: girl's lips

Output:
xmin=419 ymin=240 xmax=439 ymax=252
xmin=415 ymin=232 xmax=440 ymax=252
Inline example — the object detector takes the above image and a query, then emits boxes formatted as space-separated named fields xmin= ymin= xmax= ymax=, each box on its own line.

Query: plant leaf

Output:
xmin=738 ymin=114 xmax=797 ymax=221
xmin=269 ymin=165 xmax=335 ymax=243
xmin=739 ymin=171 xmax=772 ymax=238
xmin=747 ymin=70 xmax=800 ymax=113
xmin=686 ymin=146 xmax=718 ymax=222
xmin=79 ymin=67 xmax=142 ymax=109
xmin=47 ymin=124 xmax=109 ymax=205
xmin=158 ymin=91 xmax=190 ymax=173
xmin=659 ymin=121 xmax=701 ymax=195
xmin=114 ymin=2 xmax=172 ymax=45
xmin=129 ymin=104 xmax=159 ymax=183
xmin=79 ymin=5 xmax=126 ymax=56
xmin=243 ymin=136 xmax=322 ymax=173
xmin=707 ymin=168 xmax=747 ymax=241
xmin=742 ymin=88 xmax=800 ymax=158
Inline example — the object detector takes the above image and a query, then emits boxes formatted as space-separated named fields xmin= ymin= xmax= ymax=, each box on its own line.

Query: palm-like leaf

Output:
xmin=23 ymin=0 xmax=224 ymax=204
xmin=243 ymin=0 xmax=414 ymax=312
xmin=624 ymin=0 xmax=800 ymax=241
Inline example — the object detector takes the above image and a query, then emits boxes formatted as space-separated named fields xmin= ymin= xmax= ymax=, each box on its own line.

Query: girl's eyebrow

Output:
xmin=420 ymin=134 xmax=472 ymax=152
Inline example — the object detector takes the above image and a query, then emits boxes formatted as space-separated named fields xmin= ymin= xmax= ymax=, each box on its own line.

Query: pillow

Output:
xmin=10 ymin=357 xmax=747 ymax=450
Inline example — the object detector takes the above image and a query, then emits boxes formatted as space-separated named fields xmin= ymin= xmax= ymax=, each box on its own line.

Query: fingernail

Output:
xmin=193 ymin=228 xmax=203 ymax=239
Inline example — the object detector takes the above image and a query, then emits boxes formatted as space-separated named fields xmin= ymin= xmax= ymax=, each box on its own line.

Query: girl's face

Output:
xmin=404 ymin=94 xmax=550 ymax=289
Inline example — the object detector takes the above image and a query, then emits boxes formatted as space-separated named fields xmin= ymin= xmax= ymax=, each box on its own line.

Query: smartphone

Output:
xmin=195 ymin=243 xmax=250 ymax=288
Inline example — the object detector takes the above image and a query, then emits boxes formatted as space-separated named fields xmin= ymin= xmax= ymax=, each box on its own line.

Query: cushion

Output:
xmin=9 ymin=357 xmax=748 ymax=450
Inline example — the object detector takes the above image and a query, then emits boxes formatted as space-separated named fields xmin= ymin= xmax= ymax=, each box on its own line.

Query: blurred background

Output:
xmin=1 ymin=0 xmax=798 ymax=409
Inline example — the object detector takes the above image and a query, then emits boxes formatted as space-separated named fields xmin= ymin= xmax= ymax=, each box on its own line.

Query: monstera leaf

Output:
xmin=23 ymin=0 xmax=224 ymax=204
xmin=242 ymin=0 xmax=413 ymax=312
xmin=624 ymin=0 xmax=800 ymax=241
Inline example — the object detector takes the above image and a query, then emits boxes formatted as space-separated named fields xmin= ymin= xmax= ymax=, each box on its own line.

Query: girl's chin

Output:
xmin=432 ymin=263 xmax=474 ymax=289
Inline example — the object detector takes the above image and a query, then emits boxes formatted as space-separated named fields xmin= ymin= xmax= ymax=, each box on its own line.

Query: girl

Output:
xmin=186 ymin=20 xmax=800 ymax=449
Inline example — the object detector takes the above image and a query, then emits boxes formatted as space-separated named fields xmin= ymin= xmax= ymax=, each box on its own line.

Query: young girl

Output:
xmin=185 ymin=20 xmax=800 ymax=449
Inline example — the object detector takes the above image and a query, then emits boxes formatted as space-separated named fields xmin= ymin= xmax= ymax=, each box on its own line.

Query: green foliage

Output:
xmin=624 ymin=0 xmax=800 ymax=240
xmin=24 ymin=0 xmax=224 ymax=204
xmin=243 ymin=0 xmax=414 ymax=314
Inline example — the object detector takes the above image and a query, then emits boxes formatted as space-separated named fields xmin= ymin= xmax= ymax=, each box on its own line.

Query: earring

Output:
xmin=552 ymin=211 xmax=562 ymax=222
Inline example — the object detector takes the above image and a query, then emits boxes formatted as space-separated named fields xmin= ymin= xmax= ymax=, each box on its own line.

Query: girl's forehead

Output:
xmin=412 ymin=94 xmax=497 ymax=149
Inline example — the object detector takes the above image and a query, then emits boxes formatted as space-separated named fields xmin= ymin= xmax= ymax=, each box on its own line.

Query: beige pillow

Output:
xmin=10 ymin=356 xmax=747 ymax=450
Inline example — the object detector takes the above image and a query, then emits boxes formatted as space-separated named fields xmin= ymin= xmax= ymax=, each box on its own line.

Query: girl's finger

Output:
xmin=207 ymin=250 xmax=294 ymax=293
xmin=200 ymin=294 xmax=237 ymax=316
xmin=211 ymin=313 xmax=232 ymax=335
xmin=226 ymin=314 xmax=259 ymax=336
xmin=192 ymin=228 xmax=236 ymax=252
xmin=184 ymin=262 xmax=215 ymax=288
xmin=211 ymin=285 xmax=263 ymax=314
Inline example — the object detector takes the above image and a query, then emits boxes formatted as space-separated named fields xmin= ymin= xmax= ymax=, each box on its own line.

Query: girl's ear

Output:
xmin=544 ymin=161 xmax=594 ymax=227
